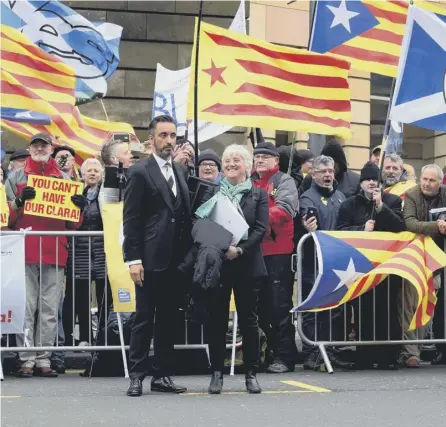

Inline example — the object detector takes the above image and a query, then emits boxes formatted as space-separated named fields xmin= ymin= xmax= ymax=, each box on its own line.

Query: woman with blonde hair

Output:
xmin=195 ymin=144 xmax=269 ymax=394
xmin=63 ymin=158 xmax=112 ymax=347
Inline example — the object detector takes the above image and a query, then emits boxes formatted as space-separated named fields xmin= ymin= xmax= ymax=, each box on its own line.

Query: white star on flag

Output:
xmin=327 ymin=0 xmax=359 ymax=33
xmin=333 ymin=258 xmax=364 ymax=291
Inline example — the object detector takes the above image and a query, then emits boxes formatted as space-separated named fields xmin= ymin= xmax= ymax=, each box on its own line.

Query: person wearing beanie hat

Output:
xmin=253 ymin=141 xmax=279 ymax=158
xmin=336 ymin=160 xmax=405 ymax=369
xmin=360 ymin=160 xmax=380 ymax=183
xmin=252 ymin=141 xmax=299 ymax=373
xmin=198 ymin=149 xmax=221 ymax=183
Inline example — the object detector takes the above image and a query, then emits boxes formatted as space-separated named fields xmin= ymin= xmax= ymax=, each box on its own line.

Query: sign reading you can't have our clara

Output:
xmin=24 ymin=175 xmax=84 ymax=222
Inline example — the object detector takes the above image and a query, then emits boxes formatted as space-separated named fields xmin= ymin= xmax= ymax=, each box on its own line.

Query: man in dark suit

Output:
xmin=123 ymin=115 xmax=191 ymax=397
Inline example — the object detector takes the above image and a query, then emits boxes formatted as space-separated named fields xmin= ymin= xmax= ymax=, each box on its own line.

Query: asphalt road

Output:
xmin=2 ymin=366 xmax=446 ymax=427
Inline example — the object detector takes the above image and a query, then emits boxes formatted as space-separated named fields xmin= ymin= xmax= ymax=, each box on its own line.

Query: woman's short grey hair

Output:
xmin=81 ymin=158 xmax=103 ymax=176
xmin=384 ymin=152 xmax=404 ymax=169
xmin=421 ymin=164 xmax=444 ymax=182
xmin=222 ymin=144 xmax=253 ymax=176
xmin=312 ymin=155 xmax=334 ymax=171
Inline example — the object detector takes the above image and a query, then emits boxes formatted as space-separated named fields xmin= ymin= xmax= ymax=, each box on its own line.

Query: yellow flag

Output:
xmin=187 ymin=21 xmax=351 ymax=139
xmin=0 ymin=184 xmax=9 ymax=227
xmin=102 ymin=202 xmax=135 ymax=313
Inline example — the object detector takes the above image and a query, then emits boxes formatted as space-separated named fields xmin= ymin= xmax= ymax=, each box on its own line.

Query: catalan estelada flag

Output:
xmin=0 ymin=25 xmax=133 ymax=163
xmin=187 ymin=21 xmax=351 ymax=139
xmin=310 ymin=0 xmax=409 ymax=77
xmin=294 ymin=231 xmax=446 ymax=330
xmin=384 ymin=180 xmax=416 ymax=200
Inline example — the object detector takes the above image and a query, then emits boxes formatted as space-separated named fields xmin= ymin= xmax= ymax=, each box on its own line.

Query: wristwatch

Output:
xmin=236 ymin=247 xmax=243 ymax=256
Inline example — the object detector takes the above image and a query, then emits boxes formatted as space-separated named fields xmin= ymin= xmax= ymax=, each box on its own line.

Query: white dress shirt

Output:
xmin=127 ymin=154 xmax=176 ymax=266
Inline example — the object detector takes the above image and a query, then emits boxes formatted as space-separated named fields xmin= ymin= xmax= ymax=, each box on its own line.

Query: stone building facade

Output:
xmin=2 ymin=0 xmax=445 ymax=176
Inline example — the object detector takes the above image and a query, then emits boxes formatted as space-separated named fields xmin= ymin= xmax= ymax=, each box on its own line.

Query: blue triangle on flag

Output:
xmin=310 ymin=0 xmax=379 ymax=53
xmin=297 ymin=232 xmax=374 ymax=311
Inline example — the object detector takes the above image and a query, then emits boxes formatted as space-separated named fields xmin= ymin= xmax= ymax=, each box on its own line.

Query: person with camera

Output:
xmin=337 ymin=161 xmax=405 ymax=369
xmin=123 ymin=115 xmax=192 ymax=397
xmin=5 ymin=133 xmax=86 ymax=378
xmin=298 ymin=155 xmax=346 ymax=371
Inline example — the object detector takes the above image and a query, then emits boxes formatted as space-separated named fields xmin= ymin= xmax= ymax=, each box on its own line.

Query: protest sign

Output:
xmin=0 ymin=234 xmax=26 ymax=334
xmin=24 ymin=175 xmax=84 ymax=222
xmin=102 ymin=202 xmax=135 ymax=313
xmin=0 ymin=184 xmax=9 ymax=227
xmin=152 ymin=0 xmax=246 ymax=143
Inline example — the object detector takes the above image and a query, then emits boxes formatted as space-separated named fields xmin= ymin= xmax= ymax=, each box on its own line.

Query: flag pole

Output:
xmin=193 ymin=1 xmax=204 ymax=177
xmin=371 ymin=77 xmax=397 ymax=220
xmin=100 ymin=99 xmax=109 ymax=122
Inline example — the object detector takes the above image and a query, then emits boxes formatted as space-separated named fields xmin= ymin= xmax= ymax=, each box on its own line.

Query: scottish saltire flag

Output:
xmin=0 ymin=107 xmax=51 ymax=125
xmin=390 ymin=6 xmax=446 ymax=131
xmin=309 ymin=1 xmax=409 ymax=77
xmin=293 ymin=231 xmax=446 ymax=330
xmin=1 ymin=0 xmax=123 ymax=105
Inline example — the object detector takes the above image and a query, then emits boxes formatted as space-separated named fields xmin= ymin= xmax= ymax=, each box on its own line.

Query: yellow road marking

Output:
xmin=65 ymin=370 xmax=84 ymax=375
xmin=182 ymin=390 xmax=313 ymax=396
xmin=0 ymin=396 xmax=21 ymax=399
xmin=281 ymin=380 xmax=331 ymax=393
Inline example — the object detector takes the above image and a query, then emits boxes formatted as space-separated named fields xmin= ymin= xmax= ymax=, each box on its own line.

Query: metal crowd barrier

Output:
xmin=294 ymin=233 xmax=446 ymax=374
xmin=0 ymin=231 xmax=223 ymax=374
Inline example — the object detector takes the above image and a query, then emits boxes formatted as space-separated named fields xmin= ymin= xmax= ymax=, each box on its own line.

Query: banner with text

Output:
xmin=25 ymin=175 xmax=84 ymax=222
xmin=0 ymin=184 xmax=9 ymax=227
xmin=102 ymin=202 xmax=135 ymax=313
xmin=0 ymin=234 xmax=26 ymax=334
xmin=152 ymin=0 xmax=246 ymax=143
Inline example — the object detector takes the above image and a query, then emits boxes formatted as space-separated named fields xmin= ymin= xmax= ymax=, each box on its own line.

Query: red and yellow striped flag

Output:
xmin=0 ymin=25 xmax=133 ymax=162
xmin=325 ymin=231 xmax=445 ymax=330
xmin=330 ymin=1 xmax=409 ymax=77
xmin=384 ymin=180 xmax=416 ymax=200
xmin=187 ymin=21 xmax=351 ymax=139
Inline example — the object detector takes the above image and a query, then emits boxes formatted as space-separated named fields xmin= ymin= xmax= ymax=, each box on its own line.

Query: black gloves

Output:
xmin=15 ymin=186 xmax=36 ymax=208
xmin=71 ymin=194 xmax=87 ymax=211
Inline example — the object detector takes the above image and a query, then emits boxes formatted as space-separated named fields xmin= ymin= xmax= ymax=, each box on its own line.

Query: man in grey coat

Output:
xmin=298 ymin=155 xmax=347 ymax=371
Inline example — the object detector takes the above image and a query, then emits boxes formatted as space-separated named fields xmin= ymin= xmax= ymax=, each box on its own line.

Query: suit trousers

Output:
xmin=207 ymin=275 xmax=261 ymax=372
xmin=129 ymin=268 xmax=180 ymax=379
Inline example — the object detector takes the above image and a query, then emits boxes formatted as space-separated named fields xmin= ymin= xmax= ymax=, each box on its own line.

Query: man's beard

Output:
xmin=31 ymin=153 xmax=50 ymax=163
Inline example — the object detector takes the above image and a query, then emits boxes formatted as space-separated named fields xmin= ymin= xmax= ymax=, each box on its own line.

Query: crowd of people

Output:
xmin=1 ymin=114 xmax=445 ymax=395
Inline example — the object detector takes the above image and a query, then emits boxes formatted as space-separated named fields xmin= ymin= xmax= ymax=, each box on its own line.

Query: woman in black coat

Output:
xmin=63 ymin=159 xmax=111 ymax=345
xmin=195 ymin=144 xmax=269 ymax=394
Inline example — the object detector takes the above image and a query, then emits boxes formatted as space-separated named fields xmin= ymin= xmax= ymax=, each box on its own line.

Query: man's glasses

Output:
xmin=199 ymin=162 xmax=217 ymax=168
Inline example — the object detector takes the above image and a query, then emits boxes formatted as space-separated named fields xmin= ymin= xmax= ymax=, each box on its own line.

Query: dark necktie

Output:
xmin=165 ymin=162 xmax=176 ymax=196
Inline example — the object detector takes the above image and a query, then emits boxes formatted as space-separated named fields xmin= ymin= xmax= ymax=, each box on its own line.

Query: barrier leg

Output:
xmin=230 ymin=311 xmax=238 ymax=376
xmin=319 ymin=344 xmax=333 ymax=374
xmin=0 ymin=357 xmax=4 ymax=381
xmin=116 ymin=313 xmax=129 ymax=379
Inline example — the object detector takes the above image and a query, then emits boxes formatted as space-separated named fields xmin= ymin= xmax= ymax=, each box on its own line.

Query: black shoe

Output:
xmin=151 ymin=376 xmax=187 ymax=394
xmin=432 ymin=350 xmax=446 ymax=365
xmin=126 ymin=378 xmax=143 ymax=397
xmin=50 ymin=360 xmax=66 ymax=374
xmin=208 ymin=371 xmax=223 ymax=394
xmin=266 ymin=359 xmax=294 ymax=374
xmin=245 ymin=371 xmax=262 ymax=394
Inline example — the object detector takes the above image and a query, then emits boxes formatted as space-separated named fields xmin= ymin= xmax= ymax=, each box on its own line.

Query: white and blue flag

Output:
xmin=390 ymin=6 xmax=446 ymax=131
xmin=0 ymin=107 xmax=51 ymax=125
xmin=1 ymin=0 xmax=123 ymax=105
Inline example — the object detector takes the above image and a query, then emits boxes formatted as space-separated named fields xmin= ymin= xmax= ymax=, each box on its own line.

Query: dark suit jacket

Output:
xmin=200 ymin=184 xmax=269 ymax=279
xmin=123 ymin=156 xmax=192 ymax=272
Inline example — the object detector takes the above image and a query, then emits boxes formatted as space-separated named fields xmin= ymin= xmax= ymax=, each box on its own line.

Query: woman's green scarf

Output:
xmin=195 ymin=177 xmax=252 ymax=240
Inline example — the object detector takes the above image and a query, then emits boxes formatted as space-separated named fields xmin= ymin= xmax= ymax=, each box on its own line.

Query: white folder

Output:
xmin=209 ymin=195 xmax=249 ymax=246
